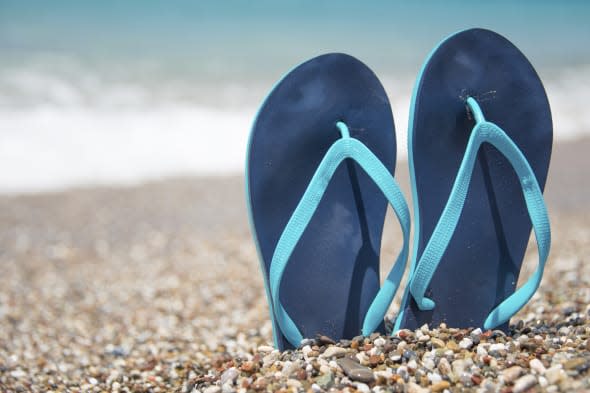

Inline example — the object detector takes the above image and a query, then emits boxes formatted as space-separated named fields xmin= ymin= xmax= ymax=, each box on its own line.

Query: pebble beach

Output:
xmin=1 ymin=139 xmax=590 ymax=393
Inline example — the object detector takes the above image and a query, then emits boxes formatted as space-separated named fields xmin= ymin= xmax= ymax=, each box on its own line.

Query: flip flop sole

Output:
xmin=398 ymin=29 xmax=552 ymax=331
xmin=246 ymin=53 xmax=396 ymax=349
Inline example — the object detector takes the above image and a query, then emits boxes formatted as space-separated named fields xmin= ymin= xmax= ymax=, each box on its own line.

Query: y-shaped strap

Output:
xmin=269 ymin=122 xmax=411 ymax=348
xmin=409 ymin=97 xmax=551 ymax=330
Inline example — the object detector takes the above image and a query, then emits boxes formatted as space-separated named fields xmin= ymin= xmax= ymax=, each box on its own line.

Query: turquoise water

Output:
xmin=2 ymin=1 xmax=589 ymax=90
xmin=0 ymin=1 xmax=588 ymax=191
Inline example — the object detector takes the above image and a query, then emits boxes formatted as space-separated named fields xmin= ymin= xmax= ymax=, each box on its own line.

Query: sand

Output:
xmin=0 ymin=138 xmax=589 ymax=392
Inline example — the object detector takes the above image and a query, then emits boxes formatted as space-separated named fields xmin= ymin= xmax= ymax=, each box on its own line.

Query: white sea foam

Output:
xmin=0 ymin=105 xmax=253 ymax=193
xmin=0 ymin=65 xmax=588 ymax=194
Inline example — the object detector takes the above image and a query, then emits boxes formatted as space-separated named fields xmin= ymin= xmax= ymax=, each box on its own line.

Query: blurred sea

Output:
xmin=1 ymin=1 xmax=589 ymax=192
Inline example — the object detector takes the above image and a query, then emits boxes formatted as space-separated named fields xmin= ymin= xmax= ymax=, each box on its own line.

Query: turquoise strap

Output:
xmin=269 ymin=122 xmax=411 ymax=348
xmin=409 ymin=97 xmax=551 ymax=330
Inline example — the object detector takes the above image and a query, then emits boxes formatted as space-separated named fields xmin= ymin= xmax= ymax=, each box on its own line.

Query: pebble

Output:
xmin=563 ymin=357 xmax=588 ymax=371
xmin=558 ymin=326 xmax=571 ymax=336
xmin=529 ymin=358 xmax=546 ymax=374
xmin=431 ymin=380 xmax=451 ymax=392
xmin=503 ymin=366 xmax=524 ymax=383
xmin=321 ymin=346 xmax=348 ymax=358
xmin=407 ymin=382 xmax=429 ymax=393
xmin=459 ymin=337 xmax=474 ymax=349
xmin=397 ymin=365 xmax=409 ymax=380
xmin=318 ymin=335 xmax=336 ymax=345
xmin=476 ymin=344 xmax=488 ymax=357
xmin=262 ymin=351 xmax=279 ymax=367
xmin=286 ymin=378 xmax=302 ymax=389
xmin=423 ymin=358 xmax=435 ymax=370
xmin=438 ymin=357 xmax=451 ymax=374
xmin=315 ymin=371 xmax=334 ymax=389
xmin=221 ymin=383 xmax=234 ymax=393
xmin=431 ymin=337 xmax=445 ymax=348
xmin=354 ymin=382 xmax=371 ymax=393
xmin=257 ymin=345 xmax=274 ymax=353
xmin=489 ymin=343 xmax=505 ymax=352
xmin=10 ymin=370 xmax=26 ymax=378
xmin=471 ymin=328 xmax=483 ymax=337
xmin=452 ymin=359 xmax=467 ymax=376
xmin=428 ymin=372 xmax=442 ymax=384
xmin=545 ymin=366 xmax=567 ymax=384
xmin=373 ymin=337 xmax=386 ymax=347
xmin=447 ymin=340 xmax=459 ymax=352
xmin=539 ymin=375 xmax=548 ymax=388
xmin=220 ymin=368 xmax=239 ymax=385
xmin=337 ymin=357 xmax=375 ymax=383
xmin=513 ymin=374 xmax=537 ymax=393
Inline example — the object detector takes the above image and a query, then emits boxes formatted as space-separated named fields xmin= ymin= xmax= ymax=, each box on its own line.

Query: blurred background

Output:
xmin=2 ymin=2 xmax=590 ymax=390
xmin=1 ymin=0 xmax=589 ymax=193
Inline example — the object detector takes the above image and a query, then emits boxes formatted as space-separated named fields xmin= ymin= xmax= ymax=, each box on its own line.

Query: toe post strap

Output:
xmin=269 ymin=122 xmax=410 ymax=347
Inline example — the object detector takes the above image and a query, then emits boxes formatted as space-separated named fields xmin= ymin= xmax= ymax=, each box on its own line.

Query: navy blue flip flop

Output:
xmin=246 ymin=53 xmax=410 ymax=350
xmin=395 ymin=29 xmax=553 ymax=332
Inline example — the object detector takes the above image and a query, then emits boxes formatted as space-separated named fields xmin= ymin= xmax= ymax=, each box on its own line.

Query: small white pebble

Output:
xmin=423 ymin=358 xmax=435 ymax=370
xmin=369 ymin=346 xmax=382 ymax=356
xmin=471 ymin=328 xmax=482 ymax=336
xmin=374 ymin=370 xmax=393 ymax=379
xmin=558 ymin=326 xmax=571 ymax=336
xmin=427 ymin=372 xmax=442 ymax=384
xmin=513 ymin=374 xmax=537 ymax=393
xmin=530 ymin=358 xmax=546 ymax=374
xmin=545 ymin=366 xmax=566 ymax=384
xmin=286 ymin=379 xmax=302 ymax=389
xmin=221 ymin=382 xmax=234 ymax=393
xmin=10 ymin=369 xmax=26 ymax=378
xmin=257 ymin=345 xmax=274 ymax=353
xmin=419 ymin=334 xmax=431 ymax=342
xmin=476 ymin=345 xmax=488 ymax=357
xmin=538 ymin=376 xmax=548 ymax=388
xmin=459 ymin=337 xmax=474 ymax=349
xmin=356 ymin=352 xmax=369 ymax=366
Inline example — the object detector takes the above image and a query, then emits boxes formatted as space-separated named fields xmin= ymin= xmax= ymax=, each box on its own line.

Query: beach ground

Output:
xmin=1 ymin=138 xmax=589 ymax=392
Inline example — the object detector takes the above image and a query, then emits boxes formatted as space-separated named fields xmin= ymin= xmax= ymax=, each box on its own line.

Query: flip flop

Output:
xmin=395 ymin=28 xmax=552 ymax=332
xmin=246 ymin=53 xmax=410 ymax=350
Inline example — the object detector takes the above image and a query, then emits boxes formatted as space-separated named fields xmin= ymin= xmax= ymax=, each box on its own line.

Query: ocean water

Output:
xmin=1 ymin=1 xmax=589 ymax=193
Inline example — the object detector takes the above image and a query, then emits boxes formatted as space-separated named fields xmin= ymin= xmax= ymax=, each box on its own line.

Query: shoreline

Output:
xmin=1 ymin=133 xmax=588 ymax=205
